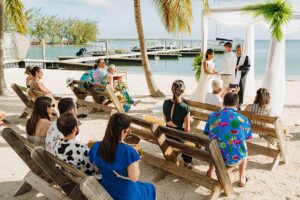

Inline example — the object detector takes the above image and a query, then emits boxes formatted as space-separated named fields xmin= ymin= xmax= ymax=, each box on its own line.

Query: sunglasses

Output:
xmin=49 ymin=104 xmax=55 ymax=108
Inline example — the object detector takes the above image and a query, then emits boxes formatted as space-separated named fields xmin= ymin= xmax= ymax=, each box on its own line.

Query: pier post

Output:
xmin=105 ymin=40 xmax=109 ymax=64
xmin=41 ymin=39 xmax=46 ymax=68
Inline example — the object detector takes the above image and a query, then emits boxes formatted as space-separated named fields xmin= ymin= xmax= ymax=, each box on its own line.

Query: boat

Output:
xmin=131 ymin=40 xmax=164 ymax=52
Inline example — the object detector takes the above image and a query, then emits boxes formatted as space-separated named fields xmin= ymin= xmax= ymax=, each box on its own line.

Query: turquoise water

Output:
xmin=26 ymin=40 xmax=300 ymax=77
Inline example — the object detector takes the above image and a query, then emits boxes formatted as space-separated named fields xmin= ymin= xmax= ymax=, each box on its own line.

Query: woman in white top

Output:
xmin=190 ymin=49 xmax=218 ymax=102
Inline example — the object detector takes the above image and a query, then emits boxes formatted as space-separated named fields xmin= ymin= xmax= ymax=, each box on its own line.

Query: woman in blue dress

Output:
xmin=89 ymin=113 xmax=156 ymax=200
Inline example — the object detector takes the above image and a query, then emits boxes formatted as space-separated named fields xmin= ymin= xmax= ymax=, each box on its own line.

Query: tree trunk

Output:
xmin=133 ymin=0 xmax=165 ymax=97
xmin=0 ymin=0 xmax=8 ymax=95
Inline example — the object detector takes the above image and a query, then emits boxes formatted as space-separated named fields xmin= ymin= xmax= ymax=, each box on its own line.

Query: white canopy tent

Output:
xmin=200 ymin=6 xmax=300 ymax=116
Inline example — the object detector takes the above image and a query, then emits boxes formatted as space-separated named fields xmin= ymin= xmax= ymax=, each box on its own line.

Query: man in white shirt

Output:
xmin=45 ymin=98 xmax=77 ymax=153
xmin=92 ymin=59 xmax=107 ymax=84
xmin=220 ymin=42 xmax=237 ymax=89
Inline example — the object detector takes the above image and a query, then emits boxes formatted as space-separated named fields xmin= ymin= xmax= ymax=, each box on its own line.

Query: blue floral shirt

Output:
xmin=204 ymin=108 xmax=252 ymax=166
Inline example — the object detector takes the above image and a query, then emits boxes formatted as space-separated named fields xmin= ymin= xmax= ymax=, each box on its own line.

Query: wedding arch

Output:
xmin=199 ymin=6 xmax=300 ymax=115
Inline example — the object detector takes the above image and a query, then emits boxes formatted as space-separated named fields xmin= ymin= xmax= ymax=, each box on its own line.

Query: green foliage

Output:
xmin=192 ymin=55 xmax=203 ymax=81
xmin=153 ymin=0 xmax=193 ymax=34
xmin=24 ymin=8 xmax=99 ymax=45
xmin=243 ymin=0 xmax=293 ymax=42
xmin=4 ymin=0 xmax=27 ymax=34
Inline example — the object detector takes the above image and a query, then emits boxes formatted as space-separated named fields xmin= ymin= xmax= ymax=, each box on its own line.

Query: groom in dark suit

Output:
xmin=235 ymin=45 xmax=251 ymax=109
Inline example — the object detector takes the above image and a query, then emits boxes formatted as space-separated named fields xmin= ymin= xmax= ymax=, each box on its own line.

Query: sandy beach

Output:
xmin=0 ymin=68 xmax=300 ymax=200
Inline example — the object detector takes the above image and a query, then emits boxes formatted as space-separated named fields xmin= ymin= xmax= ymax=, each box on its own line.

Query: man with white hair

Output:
xmin=205 ymin=79 xmax=225 ymax=107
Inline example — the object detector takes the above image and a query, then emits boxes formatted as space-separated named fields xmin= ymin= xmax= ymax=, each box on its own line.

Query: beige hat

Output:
xmin=212 ymin=79 xmax=223 ymax=91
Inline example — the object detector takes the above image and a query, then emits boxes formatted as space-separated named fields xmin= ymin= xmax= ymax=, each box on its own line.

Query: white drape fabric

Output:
xmin=262 ymin=37 xmax=285 ymax=116
xmin=244 ymin=25 xmax=255 ymax=97
xmin=197 ymin=6 xmax=300 ymax=115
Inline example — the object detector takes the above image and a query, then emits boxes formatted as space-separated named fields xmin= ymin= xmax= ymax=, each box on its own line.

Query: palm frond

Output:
xmin=153 ymin=0 xmax=193 ymax=34
xmin=4 ymin=0 xmax=27 ymax=34
xmin=192 ymin=55 xmax=203 ymax=81
xmin=243 ymin=0 xmax=293 ymax=41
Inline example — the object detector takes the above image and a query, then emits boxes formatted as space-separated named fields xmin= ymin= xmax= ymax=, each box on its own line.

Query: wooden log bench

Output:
xmin=11 ymin=83 xmax=34 ymax=118
xmin=1 ymin=126 xmax=112 ymax=200
xmin=183 ymin=99 xmax=288 ymax=171
xmin=31 ymin=147 xmax=112 ymax=200
xmin=126 ymin=115 xmax=233 ymax=200
xmin=68 ymin=80 xmax=125 ymax=113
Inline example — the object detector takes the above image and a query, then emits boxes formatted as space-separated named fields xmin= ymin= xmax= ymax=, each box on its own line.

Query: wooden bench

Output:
xmin=69 ymin=80 xmax=125 ymax=113
xmin=11 ymin=83 xmax=34 ymax=118
xmin=183 ymin=99 xmax=288 ymax=171
xmin=1 ymin=126 xmax=112 ymax=200
xmin=126 ymin=115 xmax=233 ymax=200
xmin=11 ymin=83 xmax=62 ymax=118
xmin=31 ymin=147 xmax=112 ymax=200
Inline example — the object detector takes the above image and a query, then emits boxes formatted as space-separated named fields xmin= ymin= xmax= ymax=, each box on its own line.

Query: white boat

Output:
xmin=131 ymin=40 xmax=164 ymax=52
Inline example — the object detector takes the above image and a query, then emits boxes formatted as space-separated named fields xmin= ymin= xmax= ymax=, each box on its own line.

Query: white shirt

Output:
xmin=220 ymin=51 xmax=237 ymax=75
xmin=45 ymin=121 xmax=63 ymax=153
xmin=92 ymin=67 xmax=106 ymax=84
xmin=205 ymin=93 xmax=223 ymax=107
xmin=45 ymin=121 xmax=80 ymax=153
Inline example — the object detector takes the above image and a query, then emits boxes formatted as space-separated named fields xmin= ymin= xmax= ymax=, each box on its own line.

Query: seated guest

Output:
xmin=45 ymin=98 xmax=77 ymax=153
xmin=205 ymin=79 xmax=225 ymax=107
xmin=25 ymin=66 xmax=33 ymax=88
xmin=30 ymin=66 xmax=52 ymax=95
xmin=54 ymin=113 xmax=98 ymax=176
xmin=92 ymin=59 xmax=107 ymax=84
xmin=80 ymin=62 xmax=97 ymax=83
xmin=89 ymin=113 xmax=156 ymax=200
xmin=26 ymin=96 xmax=54 ymax=146
xmin=163 ymin=80 xmax=193 ymax=168
xmin=204 ymin=93 xmax=252 ymax=187
xmin=102 ymin=64 xmax=139 ymax=112
xmin=244 ymin=88 xmax=275 ymax=144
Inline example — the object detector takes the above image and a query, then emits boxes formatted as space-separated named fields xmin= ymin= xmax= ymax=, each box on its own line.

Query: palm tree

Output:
xmin=134 ymin=0 xmax=165 ymax=97
xmin=0 ymin=0 xmax=26 ymax=95
xmin=243 ymin=0 xmax=293 ymax=42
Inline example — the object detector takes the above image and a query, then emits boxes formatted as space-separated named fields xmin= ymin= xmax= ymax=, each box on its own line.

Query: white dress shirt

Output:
xmin=220 ymin=51 xmax=237 ymax=75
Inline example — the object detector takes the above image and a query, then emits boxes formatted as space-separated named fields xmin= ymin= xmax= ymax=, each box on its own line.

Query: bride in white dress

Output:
xmin=190 ymin=49 xmax=218 ymax=102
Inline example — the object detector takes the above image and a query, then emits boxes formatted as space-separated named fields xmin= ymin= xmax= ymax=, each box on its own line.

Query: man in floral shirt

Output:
xmin=204 ymin=93 xmax=252 ymax=187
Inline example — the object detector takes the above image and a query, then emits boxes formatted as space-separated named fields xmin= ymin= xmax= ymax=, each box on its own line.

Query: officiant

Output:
xmin=235 ymin=44 xmax=251 ymax=109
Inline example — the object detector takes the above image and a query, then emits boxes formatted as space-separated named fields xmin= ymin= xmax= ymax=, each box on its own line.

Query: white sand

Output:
xmin=0 ymin=68 xmax=300 ymax=200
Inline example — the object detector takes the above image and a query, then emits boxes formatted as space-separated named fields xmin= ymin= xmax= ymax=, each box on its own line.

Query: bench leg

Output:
xmin=209 ymin=184 xmax=222 ymax=200
xmin=20 ymin=112 xmax=29 ymax=118
xmin=14 ymin=181 xmax=32 ymax=196
xmin=152 ymin=170 xmax=167 ymax=182
xmin=270 ymin=153 xmax=281 ymax=171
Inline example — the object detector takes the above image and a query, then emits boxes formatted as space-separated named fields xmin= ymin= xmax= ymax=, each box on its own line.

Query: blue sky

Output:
xmin=23 ymin=0 xmax=300 ymax=40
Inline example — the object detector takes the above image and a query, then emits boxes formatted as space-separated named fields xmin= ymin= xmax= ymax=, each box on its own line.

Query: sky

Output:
xmin=22 ymin=0 xmax=300 ymax=40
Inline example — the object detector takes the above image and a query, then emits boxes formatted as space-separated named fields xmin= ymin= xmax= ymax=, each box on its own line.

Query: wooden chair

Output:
xmin=126 ymin=116 xmax=233 ymax=200
xmin=11 ymin=83 xmax=34 ymax=118
xmin=69 ymin=80 xmax=125 ymax=113
xmin=1 ymin=126 xmax=69 ymax=199
xmin=31 ymin=147 xmax=112 ymax=200
xmin=183 ymin=99 xmax=288 ymax=171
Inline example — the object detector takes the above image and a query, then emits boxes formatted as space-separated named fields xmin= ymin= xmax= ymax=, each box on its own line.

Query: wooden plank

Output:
xmin=90 ymin=83 xmax=107 ymax=90
xmin=274 ymin=118 xmax=288 ymax=164
xmin=80 ymin=176 xmax=113 ymax=200
xmin=31 ymin=147 xmax=86 ymax=199
xmin=183 ymin=99 xmax=221 ymax=112
xmin=76 ymin=99 xmax=114 ymax=112
xmin=142 ymin=152 xmax=218 ymax=190
xmin=105 ymin=85 xmax=125 ymax=113
xmin=14 ymin=181 xmax=33 ymax=196
xmin=151 ymin=125 xmax=178 ymax=163
xmin=128 ymin=116 xmax=153 ymax=129
xmin=130 ymin=127 xmax=157 ymax=142
xmin=208 ymin=140 xmax=233 ymax=196
xmin=24 ymin=171 xmax=71 ymax=200
xmin=209 ymin=184 xmax=222 ymax=200
xmin=11 ymin=83 xmax=34 ymax=108
xmin=160 ymin=126 xmax=209 ymax=147
xmin=247 ymin=141 xmax=280 ymax=158
xmin=166 ymin=139 xmax=211 ymax=163
xmin=270 ymin=153 xmax=281 ymax=171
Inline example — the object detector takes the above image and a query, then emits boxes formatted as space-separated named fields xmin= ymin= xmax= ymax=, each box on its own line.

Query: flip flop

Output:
xmin=238 ymin=176 xmax=250 ymax=187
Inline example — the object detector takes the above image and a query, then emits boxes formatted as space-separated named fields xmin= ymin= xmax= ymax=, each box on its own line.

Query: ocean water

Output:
xmin=26 ymin=40 xmax=300 ymax=77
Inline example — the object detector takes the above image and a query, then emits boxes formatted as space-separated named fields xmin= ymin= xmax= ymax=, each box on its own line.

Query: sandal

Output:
xmin=238 ymin=176 xmax=250 ymax=187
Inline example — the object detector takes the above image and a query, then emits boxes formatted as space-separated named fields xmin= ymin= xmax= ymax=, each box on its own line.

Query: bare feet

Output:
xmin=238 ymin=176 xmax=250 ymax=187
xmin=133 ymin=100 xmax=141 ymax=106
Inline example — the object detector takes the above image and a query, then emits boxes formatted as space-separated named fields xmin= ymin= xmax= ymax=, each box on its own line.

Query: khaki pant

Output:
xmin=221 ymin=75 xmax=234 ymax=89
